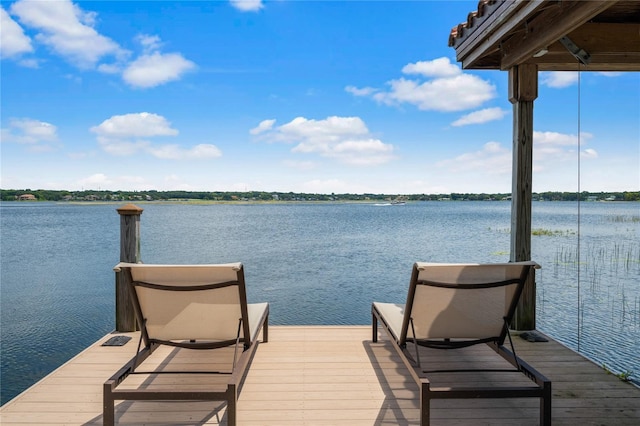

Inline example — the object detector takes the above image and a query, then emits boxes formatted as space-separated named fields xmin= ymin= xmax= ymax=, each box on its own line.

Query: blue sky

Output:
xmin=1 ymin=0 xmax=638 ymax=194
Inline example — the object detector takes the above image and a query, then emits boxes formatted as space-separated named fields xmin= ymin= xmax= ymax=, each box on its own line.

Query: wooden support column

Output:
xmin=115 ymin=204 xmax=143 ymax=332
xmin=509 ymin=64 xmax=537 ymax=330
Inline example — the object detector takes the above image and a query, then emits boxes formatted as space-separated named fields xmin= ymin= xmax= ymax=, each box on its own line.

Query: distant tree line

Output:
xmin=2 ymin=189 xmax=639 ymax=202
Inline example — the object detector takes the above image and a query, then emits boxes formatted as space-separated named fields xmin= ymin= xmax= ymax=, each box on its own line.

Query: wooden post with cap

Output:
xmin=115 ymin=203 xmax=143 ymax=331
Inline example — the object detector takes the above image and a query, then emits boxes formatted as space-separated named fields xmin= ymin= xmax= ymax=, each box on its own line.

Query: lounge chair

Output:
xmin=372 ymin=261 xmax=551 ymax=425
xmin=104 ymin=262 xmax=269 ymax=425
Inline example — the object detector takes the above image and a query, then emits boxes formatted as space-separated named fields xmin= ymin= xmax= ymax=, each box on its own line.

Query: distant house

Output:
xmin=17 ymin=194 xmax=36 ymax=201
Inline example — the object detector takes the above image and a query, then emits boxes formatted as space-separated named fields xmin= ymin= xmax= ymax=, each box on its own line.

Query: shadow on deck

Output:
xmin=1 ymin=326 xmax=638 ymax=425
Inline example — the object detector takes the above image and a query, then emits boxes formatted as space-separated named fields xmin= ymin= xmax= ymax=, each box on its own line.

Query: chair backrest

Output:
xmin=399 ymin=261 xmax=538 ymax=347
xmin=117 ymin=262 xmax=252 ymax=348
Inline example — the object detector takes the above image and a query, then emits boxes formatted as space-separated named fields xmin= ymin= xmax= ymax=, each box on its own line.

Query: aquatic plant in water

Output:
xmin=532 ymin=228 xmax=576 ymax=236
xmin=603 ymin=364 xmax=634 ymax=383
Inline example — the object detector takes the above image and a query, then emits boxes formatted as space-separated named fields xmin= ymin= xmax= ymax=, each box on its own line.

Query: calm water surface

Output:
xmin=1 ymin=201 xmax=638 ymax=404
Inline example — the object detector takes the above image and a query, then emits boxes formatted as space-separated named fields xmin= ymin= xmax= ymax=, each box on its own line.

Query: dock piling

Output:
xmin=115 ymin=204 xmax=143 ymax=332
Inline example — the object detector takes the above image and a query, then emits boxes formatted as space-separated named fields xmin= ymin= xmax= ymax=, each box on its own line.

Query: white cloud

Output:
xmin=348 ymin=57 xmax=496 ymax=112
xmin=435 ymin=130 xmax=600 ymax=186
xmin=78 ymin=173 xmax=110 ymax=186
xmin=451 ymin=107 xmax=507 ymax=127
xmin=345 ymin=86 xmax=377 ymax=96
xmin=437 ymin=141 xmax=511 ymax=175
xmin=253 ymin=116 xmax=395 ymax=166
xmin=598 ymin=72 xmax=622 ymax=78
xmin=123 ymin=51 xmax=195 ymax=88
xmin=18 ymin=58 xmax=39 ymax=68
xmin=121 ymin=35 xmax=195 ymax=88
xmin=147 ymin=143 xmax=222 ymax=160
xmin=97 ymin=139 xmax=151 ymax=156
xmin=250 ymin=119 xmax=276 ymax=135
xmin=230 ymin=0 xmax=264 ymax=12
xmin=293 ymin=137 xmax=394 ymax=166
xmin=533 ymin=130 xmax=596 ymax=168
xmin=97 ymin=63 xmax=121 ymax=74
xmin=136 ymin=34 xmax=162 ymax=53
xmin=91 ymin=112 xmax=178 ymax=138
xmin=541 ymin=72 xmax=578 ymax=88
xmin=90 ymin=112 xmax=222 ymax=160
xmin=7 ymin=2 xmax=193 ymax=86
xmin=0 ymin=6 xmax=33 ymax=58
xmin=534 ymin=130 xmax=593 ymax=149
xmin=401 ymin=57 xmax=461 ymax=78
xmin=1 ymin=118 xmax=58 ymax=148
xmin=278 ymin=116 xmax=368 ymax=140
xmin=10 ymin=0 xmax=125 ymax=68
xmin=380 ymin=75 xmax=495 ymax=111
xmin=531 ymin=131 xmax=605 ymax=190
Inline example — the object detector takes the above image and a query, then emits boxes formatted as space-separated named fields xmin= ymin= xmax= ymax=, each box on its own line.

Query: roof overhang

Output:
xmin=449 ymin=0 xmax=640 ymax=71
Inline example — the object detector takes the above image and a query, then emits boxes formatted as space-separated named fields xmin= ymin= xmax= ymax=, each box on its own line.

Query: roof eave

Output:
xmin=450 ymin=0 xmax=637 ymax=71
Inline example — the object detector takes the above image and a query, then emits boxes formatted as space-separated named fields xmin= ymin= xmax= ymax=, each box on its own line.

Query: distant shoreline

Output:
xmin=2 ymin=189 xmax=639 ymax=203
xmin=2 ymin=199 xmax=639 ymax=207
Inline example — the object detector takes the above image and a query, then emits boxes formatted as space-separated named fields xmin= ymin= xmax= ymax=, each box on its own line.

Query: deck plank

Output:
xmin=1 ymin=326 xmax=639 ymax=425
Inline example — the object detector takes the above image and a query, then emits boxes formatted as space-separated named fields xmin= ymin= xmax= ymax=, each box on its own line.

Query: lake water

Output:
xmin=1 ymin=201 xmax=639 ymax=404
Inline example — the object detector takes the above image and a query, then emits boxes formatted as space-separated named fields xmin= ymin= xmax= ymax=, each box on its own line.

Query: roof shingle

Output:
xmin=448 ymin=0 xmax=498 ymax=47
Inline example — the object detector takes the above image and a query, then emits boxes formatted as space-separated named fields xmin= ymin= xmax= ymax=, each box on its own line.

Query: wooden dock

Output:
xmin=1 ymin=326 xmax=639 ymax=425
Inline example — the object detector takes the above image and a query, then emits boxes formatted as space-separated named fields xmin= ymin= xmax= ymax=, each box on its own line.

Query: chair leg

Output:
xmin=541 ymin=381 xmax=552 ymax=426
xmin=372 ymin=311 xmax=378 ymax=342
xmin=263 ymin=314 xmax=269 ymax=343
xmin=420 ymin=379 xmax=430 ymax=426
xmin=227 ymin=383 xmax=237 ymax=426
xmin=103 ymin=383 xmax=114 ymax=426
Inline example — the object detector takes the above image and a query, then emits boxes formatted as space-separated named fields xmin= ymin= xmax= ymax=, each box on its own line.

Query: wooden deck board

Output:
xmin=1 ymin=326 xmax=639 ymax=425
